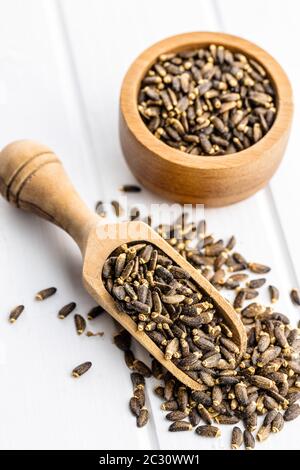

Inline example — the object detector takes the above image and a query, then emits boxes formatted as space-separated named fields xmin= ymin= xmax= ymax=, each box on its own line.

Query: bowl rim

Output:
xmin=120 ymin=31 xmax=293 ymax=170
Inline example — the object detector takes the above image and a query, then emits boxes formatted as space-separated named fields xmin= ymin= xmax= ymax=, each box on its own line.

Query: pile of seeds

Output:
xmin=138 ymin=45 xmax=276 ymax=155
xmin=107 ymin=216 xmax=300 ymax=449
xmin=103 ymin=242 xmax=240 ymax=378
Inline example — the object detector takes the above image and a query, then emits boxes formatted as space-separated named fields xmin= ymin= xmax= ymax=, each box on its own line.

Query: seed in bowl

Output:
xmin=138 ymin=44 xmax=276 ymax=156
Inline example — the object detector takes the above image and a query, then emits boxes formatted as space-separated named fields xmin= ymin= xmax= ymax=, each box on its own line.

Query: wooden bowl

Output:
xmin=119 ymin=32 xmax=293 ymax=206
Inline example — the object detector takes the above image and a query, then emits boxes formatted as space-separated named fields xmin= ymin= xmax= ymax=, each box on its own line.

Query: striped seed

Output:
xmin=166 ymin=410 xmax=188 ymax=421
xmin=111 ymin=200 xmax=123 ymax=217
xmin=247 ymin=278 xmax=266 ymax=289
xmin=86 ymin=331 xmax=104 ymax=337
xmin=248 ymin=263 xmax=271 ymax=274
xmin=256 ymin=424 xmax=271 ymax=442
xmin=284 ymin=404 xmax=300 ymax=421
xmin=114 ymin=330 xmax=131 ymax=351
xmin=9 ymin=305 xmax=24 ymax=323
xmin=130 ymin=396 xmax=141 ymax=417
xmin=189 ymin=407 xmax=201 ymax=427
xmin=196 ymin=425 xmax=221 ymax=438
xmin=131 ymin=372 xmax=145 ymax=391
xmin=132 ymin=360 xmax=152 ymax=378
xmin=124 ymin=350 xmax=135 ymax=370
xmin=95 ymin=200 xmax=107 ymax=217
xmin=290 ymin=288 xmax=300 ymax=306
xmin=119 ymin=184 xmax=141 ymax=193
xmin=74 ymin=314 xmax=86 ymax=335
xmin=87 ymin=306 xmax=104 ymax=320
xmin=269 ymin=285 xmax=279 ymax=304
xmin=138 ymin=46 xmax=276 ymax=156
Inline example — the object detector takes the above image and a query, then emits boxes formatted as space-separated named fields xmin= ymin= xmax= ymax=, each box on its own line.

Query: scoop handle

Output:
xmin=0 ymin=140 xmax=98 ymax=253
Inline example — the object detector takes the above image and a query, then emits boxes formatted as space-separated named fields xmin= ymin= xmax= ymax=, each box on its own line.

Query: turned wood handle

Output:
xmin=0 ymin=140 xmax=98 ymax=252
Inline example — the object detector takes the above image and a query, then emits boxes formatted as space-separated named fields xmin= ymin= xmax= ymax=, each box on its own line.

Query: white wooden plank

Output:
xmin=0 ymin=0 xmax=298 ymax=451
xmin=214 ymin=0 xmax=300 ymax=285
xmin=59 ymin=0 xmax=300 ymax=450
xmin=0 ymin=0 xmax=156 ymax=450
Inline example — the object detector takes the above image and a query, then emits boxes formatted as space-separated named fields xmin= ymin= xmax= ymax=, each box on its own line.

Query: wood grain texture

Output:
xmin=0 ymin=140 xmax=247 ymax=390
xmin=120 ymin=32 xmax=293 ymax=205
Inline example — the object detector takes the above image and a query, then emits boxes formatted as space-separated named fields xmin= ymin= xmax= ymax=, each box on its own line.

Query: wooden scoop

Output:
xmin=0 ymin=140 xmax=247 ymax=390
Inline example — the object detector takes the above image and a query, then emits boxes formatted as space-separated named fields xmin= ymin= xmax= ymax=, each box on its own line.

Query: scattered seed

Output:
xmin=215 ymin=415 xmax=240 ymax=425
xmin=124 ymin=350 xmax=135 ymax=370
xmin=119 ymin=184 xmax=141 ymax=193
xmin=245 ymin=413 xmax=257 ymax=433
xmin=134 ymin=387 xmax=145 ymax=408
xmin=235 ymin=382 xmax=248 ymax=406
xmin=256 ymin=424 xmax=271 ymax=442
xmin=249 ymin=375 xmax=275 ymax=391
xmin=234 ymin=290 xmax=246 ymax=310
xmin=189 ymin=407 xmax=201 ymax=427
xmin=290 ymin=288 xmax=300 ymax=306
xmin=247 ymin=278 xmax=266 ymax=289
xmin=114 ymin=329 xmax=131 ymax=351
xmin=131 ymin=372 xmax=145 ymax=390
xmin=197 ymin=404 xmax=213 ymax=424
xmin=177 ymin=386 xmax=189 ymax=412
xmin=133 ymin=360 xmax=152 ymax=378
xmin=271 ymin=413 xmax=284 ymax=433
xmin=137 ymin=408 xmax=149 ymax=427
xmin=9 ymin=305 xmax=24 ymax=323
xmin=231 ymin=426 xmax=243 ymax=449
xmin=284 ymin=403 xmax=300 ymax=422
xmin=154 ymin=385 xmax=165 ymax=398
xmin=161 ymin=400 xmax=178 ymax=411
xmin=130 ymin=396 xmax=141 ymax=417
xmin=269 ymin=285 xmax=279 ymax=304
xmin=35 ymin=287 xmax=57 ymax=301
xmin=58 ymin=302 xmax=76 ymax=319
xmin=72 ymin=361 xmax=92 ymax=378
xmin=169 ymin=421 xmax=192 ymax=432
xmin=56 ymin=214 xmax=298 ymax=450
xmin=87 ymin=306 xmax=105 ymax=320
xmin=74 ymin=314 xmax=86 ymax=335
xmin=111 ymin=200 xmax=123 ymax=217
xmin=248 ymin=263 xmax=271 ymax=274
xmin=243 ymin=430 xmax=255 ymax=450
xmin=95 ymin=200 xmax=107 ymax=217
xmin=196 ymin=425 xmax=221 ymax=438
xmin=138 ymin=46 xmax=276 ymax=156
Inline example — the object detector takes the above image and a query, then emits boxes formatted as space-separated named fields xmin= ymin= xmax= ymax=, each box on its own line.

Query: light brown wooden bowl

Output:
xmin=120 ymin=32 xmax=293 ymax=206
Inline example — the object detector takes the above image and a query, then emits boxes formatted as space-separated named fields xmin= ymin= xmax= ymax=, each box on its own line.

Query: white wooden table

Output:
xmin=0 ymin=0 xmax=299 ymax=450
